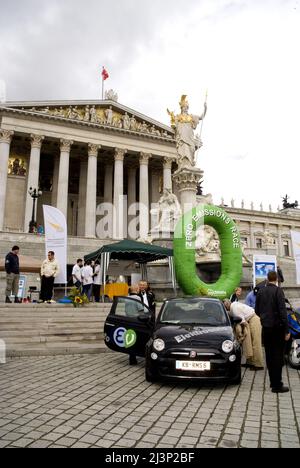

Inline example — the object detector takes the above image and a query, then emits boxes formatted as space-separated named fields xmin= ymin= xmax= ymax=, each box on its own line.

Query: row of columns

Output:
xmin=0 ymin=129 xmax=174 ymax=237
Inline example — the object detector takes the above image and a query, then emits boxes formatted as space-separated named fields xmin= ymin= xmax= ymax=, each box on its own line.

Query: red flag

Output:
xmin=102 ymin=67 xmax=109 ymax=81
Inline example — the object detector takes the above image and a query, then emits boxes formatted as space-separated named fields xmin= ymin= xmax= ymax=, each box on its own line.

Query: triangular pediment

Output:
xmin=0 ymin=99 xmax=174 ymax=140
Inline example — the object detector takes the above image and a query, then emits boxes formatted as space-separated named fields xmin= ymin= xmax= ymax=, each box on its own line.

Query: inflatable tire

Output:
xmin=174 ymin=204 xmax=243 ymax=300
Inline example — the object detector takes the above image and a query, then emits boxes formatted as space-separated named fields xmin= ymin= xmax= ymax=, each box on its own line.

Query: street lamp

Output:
xmin=28 ymin=187 xmax=42 ymax=233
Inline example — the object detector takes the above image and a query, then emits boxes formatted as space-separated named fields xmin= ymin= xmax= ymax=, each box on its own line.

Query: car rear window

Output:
xmin=159 ymin=300 xmax=229 ymax=327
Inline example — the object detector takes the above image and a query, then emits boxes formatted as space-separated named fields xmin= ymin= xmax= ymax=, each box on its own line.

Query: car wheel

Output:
xmin=288 ymin=347 xmax=300 ymax=369
xmin=230 ymin=370 xmax=241 ymax=385
xmin=145 ymin=361 xmax=158 ymax=383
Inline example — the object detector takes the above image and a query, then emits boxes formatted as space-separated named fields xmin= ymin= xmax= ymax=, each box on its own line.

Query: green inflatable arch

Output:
xmin=173 ymin=204 xmax=243 ymax=300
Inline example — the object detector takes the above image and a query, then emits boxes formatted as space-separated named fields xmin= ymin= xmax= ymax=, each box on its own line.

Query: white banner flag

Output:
xmin=43 ymin=205 xmax=67 ymax=284
xmin=291 ymin=231 xmax=300 ymax=285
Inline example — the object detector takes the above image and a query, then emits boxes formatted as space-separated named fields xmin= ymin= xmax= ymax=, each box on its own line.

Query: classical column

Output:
xmin=57 ymin=139 xmax=73 ymax=219
xmin=24 ymin=134 xmax=44 ymax=232
xmin=0 ymin=130 xmax=14 ymax=231
xmin=128 ymin=166 xmax=137 ymax=239
xmin=85 ymin=144 xmax=100 ymax=238
xmin=113 ymin=148 xmax=126 ymax=239
xmin=51 ymin=155 xmax=60 ymax=207
xmin=163 ymin=158 xmax=173 ymax=191
xmin=77 ymin=158 xmax=88 ymax=237
xmin=173 ymin=168 xmax=203 ymax=212
xmin=139 ymin=153 xmax=151 ymax=239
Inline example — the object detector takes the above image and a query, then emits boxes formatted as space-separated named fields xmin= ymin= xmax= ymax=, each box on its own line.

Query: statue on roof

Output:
xmin=168 ymin=95 xmax=207 ymax=170
xmin=105 ymin=89 xmax=118 ymax=102
xmin=282 ymin=195 xmax=299 ymax=209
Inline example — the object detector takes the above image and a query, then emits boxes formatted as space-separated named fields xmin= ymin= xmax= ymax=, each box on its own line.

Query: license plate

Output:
xmin=176 ymin=361 xmax=211 ymax=371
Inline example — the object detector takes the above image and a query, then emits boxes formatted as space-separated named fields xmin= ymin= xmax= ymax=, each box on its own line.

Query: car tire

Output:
xmin=287 ymin=348 xmax=300 ymax=369
xmin=230 ymin=370 xmax=241 ymax=385
xmin=145 ymin=362 xmax=158 ymax=383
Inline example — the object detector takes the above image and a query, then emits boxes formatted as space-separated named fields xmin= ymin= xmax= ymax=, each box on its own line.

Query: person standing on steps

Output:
xmin=5 ymin=246 xmax=21 ymax=303
xmin=40 ymin=251 xmax=60 ymax=304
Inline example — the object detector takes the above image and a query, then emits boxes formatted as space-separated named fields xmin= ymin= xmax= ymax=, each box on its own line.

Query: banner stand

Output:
xmin=43 ymin=205 xmax=68 ymax=294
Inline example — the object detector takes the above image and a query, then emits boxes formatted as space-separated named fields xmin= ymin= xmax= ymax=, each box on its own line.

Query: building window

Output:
xmin=256 ymin=238 xmax=263 ymax=249
xmin=283 ymin=240 xmax=290 ymax=257
xmin=241 ymin=237 xmax=248 ymax=247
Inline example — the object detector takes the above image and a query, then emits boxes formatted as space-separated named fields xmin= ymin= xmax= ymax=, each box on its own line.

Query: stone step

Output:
xmin=2 ymin=327 xmax=105 ymax=334
xmin=4 ymin=333 xmax=103 ymax=343
xmin=0 ymin=304 xmax=111 ymax=356
xmin=7 ymin=342 xmax=109 ymax=357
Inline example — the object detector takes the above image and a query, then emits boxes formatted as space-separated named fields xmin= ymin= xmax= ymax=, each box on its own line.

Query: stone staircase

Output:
xmin=0 ymin=303 xmax=112 ymax=357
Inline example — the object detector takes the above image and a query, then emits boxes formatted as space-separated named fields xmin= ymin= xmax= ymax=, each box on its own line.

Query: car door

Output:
xmin=104 ymin=296 xmax=154 ymax=357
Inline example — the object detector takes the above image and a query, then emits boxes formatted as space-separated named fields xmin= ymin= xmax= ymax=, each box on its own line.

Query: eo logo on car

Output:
xmin=113 ymin=328 xmax=137 ymax=349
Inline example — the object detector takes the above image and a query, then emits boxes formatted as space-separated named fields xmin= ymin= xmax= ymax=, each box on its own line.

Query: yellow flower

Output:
xmin=75 ymin=297 xmax=83 ymax=304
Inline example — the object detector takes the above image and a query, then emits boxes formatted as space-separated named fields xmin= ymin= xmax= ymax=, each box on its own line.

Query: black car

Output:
xmin=104 ymin=296 xmax=242 ymax=384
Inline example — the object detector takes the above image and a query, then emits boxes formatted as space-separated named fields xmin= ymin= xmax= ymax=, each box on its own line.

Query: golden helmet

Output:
xmin=179 ymin=95 xmax=189 ymax=109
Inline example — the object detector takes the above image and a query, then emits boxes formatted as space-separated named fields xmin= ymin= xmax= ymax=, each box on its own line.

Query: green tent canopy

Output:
xmin=84 ymin=240 xmax=176 ymax=299
xmin=85 ymin=239 xmax=173 ymax=264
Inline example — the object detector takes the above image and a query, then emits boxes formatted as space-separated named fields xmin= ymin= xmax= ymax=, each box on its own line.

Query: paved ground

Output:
xmin=0 ymin=355 xmax=300 ymax=448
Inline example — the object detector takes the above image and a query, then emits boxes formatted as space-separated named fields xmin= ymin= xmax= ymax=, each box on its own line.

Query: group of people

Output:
xmin=224 ymin=269 xmax=290 ymax=394
xmin=4 ymin=246 xmax=60 ymax=304
xmin=72 ymin=259 xmax=101 ymax=302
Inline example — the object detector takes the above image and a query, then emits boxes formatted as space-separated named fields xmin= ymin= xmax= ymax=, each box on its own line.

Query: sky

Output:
xmin=0 ymin=0 xmax=300 ymax=211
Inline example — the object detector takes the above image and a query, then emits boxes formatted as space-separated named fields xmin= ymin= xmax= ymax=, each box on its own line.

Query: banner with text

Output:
xmin=253 ymin=254 xmax=277 ymax=287
xmin=43 ymin=205 xmax=67 ymax=284
xmin=291 ymin=231 xmax=300 ymax=284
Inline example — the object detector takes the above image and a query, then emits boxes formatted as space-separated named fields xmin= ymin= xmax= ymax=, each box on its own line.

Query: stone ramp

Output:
xmin=0 ymin=303 xmax=112 ymax=356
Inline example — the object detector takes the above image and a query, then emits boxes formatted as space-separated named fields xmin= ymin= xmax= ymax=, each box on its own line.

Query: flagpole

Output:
xmin=196 ymin=90 xmax=208 ymax=166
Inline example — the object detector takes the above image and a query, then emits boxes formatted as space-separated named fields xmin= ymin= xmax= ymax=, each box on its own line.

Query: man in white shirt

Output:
xmin=82 ymin=261 xmax=94 ymax=301
xmin=40 ymin=251 xmax=60 ymax=303
xmin=72 ymin=259 xmax=83 ymax=289
xmin=224 ymin=299 xmax=264 ymax=370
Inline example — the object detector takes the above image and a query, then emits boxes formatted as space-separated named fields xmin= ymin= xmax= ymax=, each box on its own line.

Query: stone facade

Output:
xmin=0 ymin=100 xmax=177 ymax=237
xmin=0 ymin=99 xmax=300 ymax=299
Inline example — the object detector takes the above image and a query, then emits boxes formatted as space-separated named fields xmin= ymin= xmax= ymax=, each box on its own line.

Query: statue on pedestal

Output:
xmin=152 ymin=189 xmax=182 ymax=234
xmin=196 ymin=226 xmax=220 ymax=255
xmin=168 ymin=95 xmax=207 ymax=171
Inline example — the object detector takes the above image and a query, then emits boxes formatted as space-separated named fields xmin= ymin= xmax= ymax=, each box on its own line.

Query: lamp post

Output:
xmin=28 ymin=187 xmax=42 ymax=233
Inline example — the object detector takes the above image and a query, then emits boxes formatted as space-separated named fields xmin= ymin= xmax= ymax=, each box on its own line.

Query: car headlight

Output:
xmin=153 ymin=339 xmax=165 ymax=352
xmin=222 ymin=340 xmax=234 ymax=353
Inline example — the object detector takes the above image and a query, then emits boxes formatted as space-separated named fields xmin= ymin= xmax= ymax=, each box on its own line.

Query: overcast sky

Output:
xmin=1 ymin=0 xmax=300 ymax=210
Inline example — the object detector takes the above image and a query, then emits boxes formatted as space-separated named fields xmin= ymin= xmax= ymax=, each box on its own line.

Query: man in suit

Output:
xmin=255 ymin=271 xmax=290 ymax=393
xmin=138 ymin=281 xmax=156 ymax=313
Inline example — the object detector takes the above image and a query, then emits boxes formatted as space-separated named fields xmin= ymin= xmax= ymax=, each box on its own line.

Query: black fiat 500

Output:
xmin=104 ymin=296 xmax=241 ymax=384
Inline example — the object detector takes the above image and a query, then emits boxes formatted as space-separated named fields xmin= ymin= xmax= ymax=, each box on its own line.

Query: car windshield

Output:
xmin=159 ymin=299 xmax=229 ymax=327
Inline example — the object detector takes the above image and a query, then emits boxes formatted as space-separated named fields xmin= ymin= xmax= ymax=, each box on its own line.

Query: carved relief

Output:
xmin=22 ymin=105 xmax=174 ymax=139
